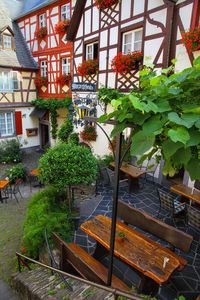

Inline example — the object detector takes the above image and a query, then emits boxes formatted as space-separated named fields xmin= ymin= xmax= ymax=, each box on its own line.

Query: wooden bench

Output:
xmin=117 ymin=200 xmax=193 ymax=270
xmin=52 ymin=232 xmax=130 ymax=292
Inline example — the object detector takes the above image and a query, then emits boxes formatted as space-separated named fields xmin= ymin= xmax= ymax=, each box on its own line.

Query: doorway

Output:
xmin=40 ymin=124 xmax=49 ymax=149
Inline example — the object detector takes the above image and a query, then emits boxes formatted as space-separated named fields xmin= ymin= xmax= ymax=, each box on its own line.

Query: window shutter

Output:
xmin=15 ymin=111 xmax=23 ymax=135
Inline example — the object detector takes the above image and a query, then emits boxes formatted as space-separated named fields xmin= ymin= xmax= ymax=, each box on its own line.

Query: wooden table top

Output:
xmin=81 ymin=215 xmax=182 ymax=285
xmin=110 ymin=162 xmax=150 ymax=178
xmin=29 ymin=168 xmax=39 ymax=176
xmin=0 ymin=180 xmax=10 ymax=189
xmin=171 ymin=184 xmax=200 ymax=205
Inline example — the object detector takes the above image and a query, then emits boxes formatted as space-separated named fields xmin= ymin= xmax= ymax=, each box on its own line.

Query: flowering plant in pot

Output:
xmin=111 ymin=51 xmax=143 ymax=74
xmin=80 ymin=125 xmax=97 ymax=142
xmin=95 ymin=0 xmax=119 ymax=9
xmin=181 ymin=25 xmax=200 ymax=53
xmin=117 ymin=232 xmax=125 ymax=242
xmin=54 ymin=20 xmax=70 ymax=34
xmin=34 ymin=76 xmax=48 ymax=87
xmin=77 ymin=59 xmax=99 ymax=76
xmin=57 ymin=73 xmax=72 ymax=86
xmin=35 ymin=27 xmax=47 ymax=39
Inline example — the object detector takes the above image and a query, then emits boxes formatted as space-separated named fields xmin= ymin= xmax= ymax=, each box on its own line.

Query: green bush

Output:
xmin=58 ymin=117 xmax=73 ymax=142
xmin=69 ymin=132 xmax=79 ymax=145
xmin=0 ymin=139 xmax=22 ymax=163
xmin=39 ymin=142 xmax=98 ymax=190
xmin=4 ymin=163 xmax=27 ymax=183
xmin=23 ymin=187 xmax=73 ymax=259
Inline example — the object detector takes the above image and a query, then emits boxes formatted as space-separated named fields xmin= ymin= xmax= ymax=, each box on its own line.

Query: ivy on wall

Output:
xmin=31 ymin=97 xmax=72 ymax=139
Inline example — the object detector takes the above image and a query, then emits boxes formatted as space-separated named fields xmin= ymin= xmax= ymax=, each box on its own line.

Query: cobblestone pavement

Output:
xmin=74 ymin=182 xmax=200 ymax=300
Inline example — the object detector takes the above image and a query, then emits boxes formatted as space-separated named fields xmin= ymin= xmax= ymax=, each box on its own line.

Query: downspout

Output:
xmin=166 ymin=1 xmax=175 ymax=67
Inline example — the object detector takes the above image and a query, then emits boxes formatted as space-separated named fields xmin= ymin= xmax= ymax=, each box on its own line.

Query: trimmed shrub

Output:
xmin=0 ymin=139 xmax=22 ymax=163
xmin=58 ymin=117 xmax=73 ymax=142
xmin=69 ymin=132 xmax=79 ymax=145
xmin=23 ymin=187 xmax=72 ymax=259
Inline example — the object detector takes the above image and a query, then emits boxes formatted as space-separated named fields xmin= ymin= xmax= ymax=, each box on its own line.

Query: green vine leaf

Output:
xmin=131 ymin=131 xmax=155 ymax=155
xmin=168 ymin=127 xmax=190 ymax=144
xmin=162 ymin=140 xmax=183 ymax=159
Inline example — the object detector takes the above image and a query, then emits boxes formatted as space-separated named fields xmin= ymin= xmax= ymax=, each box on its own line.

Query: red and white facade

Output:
xmin=16 ymin=0 xmax=75 ymax=99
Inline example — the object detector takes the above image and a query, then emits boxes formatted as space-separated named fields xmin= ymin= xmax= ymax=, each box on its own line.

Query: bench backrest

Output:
xmin=117 ymin=200 xmax=193 ymax=253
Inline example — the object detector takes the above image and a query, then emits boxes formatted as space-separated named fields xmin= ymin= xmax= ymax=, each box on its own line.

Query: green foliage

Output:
xmin=97 ymin=154 xmax=114 ymax=167
xmin=23 ymin=187 xmax=73 ymax=259
xmin=58 ymin=116 xmax=73 ymax=142
xmin=99 ymin=57 xmax=200 ymax=181
xmin=0 ymin=139 xmax=22 ymax=163
xmin=83 ymin=288 xmax=94 ymax=297
xmin=69 ymin=132 xmax=79 ymax=145
xmin=98 ymin=86 xmax=124 ymax=106
xmin=4 ymin=163 xmax=27 ymax=183
xmin=39 ymin=143 xmax=98 ymax=190
xmin=47 ymin=290 xmax=57 ymax=295
xmin=31 ymin=97 xmax=72 ymax=139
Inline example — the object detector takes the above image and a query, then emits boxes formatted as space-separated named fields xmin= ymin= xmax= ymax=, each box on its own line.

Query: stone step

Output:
xmin=11 ymin=266 xmax=114 ymax=299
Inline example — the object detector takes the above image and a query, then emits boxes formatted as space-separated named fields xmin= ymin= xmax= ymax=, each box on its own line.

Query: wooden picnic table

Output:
xmin=110 ymin=161 xmax=150 ymax=192
xmin=81 ymin=215 xmax=185 ymax=293
xmin=170 ymin=184 xmax=200 ymax=206
xmin=0 ymin=180 xmax=10 ymax=203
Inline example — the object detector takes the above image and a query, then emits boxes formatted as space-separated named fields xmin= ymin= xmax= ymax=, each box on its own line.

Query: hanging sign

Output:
xmin=70 ymin=82 xmax=97 ymax=92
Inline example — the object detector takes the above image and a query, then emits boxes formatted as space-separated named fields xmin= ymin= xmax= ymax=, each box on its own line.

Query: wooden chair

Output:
xmin=185 ymin=205 xmax=200 ymax=239
xmin=157 ymin=188 xmax=186 ymax=219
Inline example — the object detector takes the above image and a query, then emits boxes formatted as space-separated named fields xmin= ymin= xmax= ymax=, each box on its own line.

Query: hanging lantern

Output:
xmin=77 ymin=105 xmax=89 ymax=119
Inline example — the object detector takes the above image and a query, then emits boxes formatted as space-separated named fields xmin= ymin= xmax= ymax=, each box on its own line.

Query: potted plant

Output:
xmin=55 ymin=20 xmax=70 ymax=34
xmin=181 ymin=25 xmax=200 ymax=56
xmin=117 ymin=232 xmax=125 ymax=242
xmin=77 ymin=59 xmax=99 ymax=76
xmin=34 ymin=76 xmax=48 ymax=89
xmin=111 ymin=51 xmax=143 ymax=74
xmin=57 ymin=73 xmax=72 ymax=86
xmin=35 ymin=27 xmax=47 ymax=39
xmin=80 ymin=125 xmax=97 ymax=142
xmin=95 ymin=0 xmax=119 ymax=9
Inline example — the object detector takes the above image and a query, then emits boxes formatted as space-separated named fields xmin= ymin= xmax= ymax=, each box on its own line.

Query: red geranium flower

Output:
xmin=95 ymin=0 xmax=119 ymax=9
xmin=80 ymin=125 xmax=97 ymax=141
xmin=57 ymin=73 xmax=72 ymax=85
xmin=181 ymin=24 xmax=200 ymax=53
xmin=55 ymin=20 xmax=70 ymax=34
xmin=34 ymin=76 xmax=48 ymax=87
xmin=77 ymin=59 xmax=99 ymax=76
xmin=35 ymin=27 xmax=47 ymax=39
xmin=111 ymin=51 xmax=143 ymax=74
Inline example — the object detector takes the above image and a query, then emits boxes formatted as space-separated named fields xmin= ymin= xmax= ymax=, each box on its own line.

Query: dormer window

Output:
xmin=39 ymin=14 xmax=46 ymax=28
xmin=3 ymin=35 xmax=12 ymax=49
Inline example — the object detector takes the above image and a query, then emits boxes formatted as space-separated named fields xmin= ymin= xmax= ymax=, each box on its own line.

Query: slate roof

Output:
xmin=0 ymin=22 xmax=39 ymax=70
xmin=14 ymin=0 xmax=59 ymax=20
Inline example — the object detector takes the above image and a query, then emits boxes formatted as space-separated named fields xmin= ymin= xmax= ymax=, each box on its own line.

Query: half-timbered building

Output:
xmin=0 ymin=4 xmax=40 ymax=150
xmin=67 ymin=0 xmax=199 ymax=185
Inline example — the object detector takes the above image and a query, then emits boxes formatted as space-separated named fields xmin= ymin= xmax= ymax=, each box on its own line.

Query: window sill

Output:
xmin=0 ymin=133 xmax=16 ymax=139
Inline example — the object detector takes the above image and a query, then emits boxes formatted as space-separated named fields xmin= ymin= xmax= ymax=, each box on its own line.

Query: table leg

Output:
xmin=0 ymin=189 xmax=3 ymax=203
xmin=128 ymin=176 xmax=140 ymax=193
xmin=93 ymin=241 xmax=109 ymax=260
xmin=138 ymin=274 xmax=159 ymax=296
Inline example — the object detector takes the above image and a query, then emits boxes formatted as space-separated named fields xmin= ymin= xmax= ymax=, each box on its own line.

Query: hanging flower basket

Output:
xmin=111 ymin=51 xmax=143 ymax=74
xmin=34 ymin=76 xmax=48 ymax=88
xmin=54 ymin=20 xmax=70 ymax=34
xmin=95 ymin=0 xmax=119 ymax=9
xmin=35 ymin=27 xmax=47 ymax=39
xmin=80 ymin=125 xmax=97 ymax=142
xmin=77 ymin=59 xmax=99 ymax=76
xmin=57 ymin=74 xmax=72 ymax=86
xmin=181 ymin=25 xmax=200 ymax=54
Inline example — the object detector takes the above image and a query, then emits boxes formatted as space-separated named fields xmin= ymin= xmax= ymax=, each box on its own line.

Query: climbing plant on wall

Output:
xmin=99 ymin=57 xmax=200 ymax=181
xmin=31 ymin=97 xmax=72 ymax=139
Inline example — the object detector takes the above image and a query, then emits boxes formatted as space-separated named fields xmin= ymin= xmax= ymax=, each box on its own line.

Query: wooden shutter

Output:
xmin=15 ymin=111 xmax=23 ymax=135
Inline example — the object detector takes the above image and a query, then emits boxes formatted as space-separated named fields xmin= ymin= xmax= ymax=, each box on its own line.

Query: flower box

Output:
xmin=80 ymin=125 xmax=97 ymax=142
xmin=77 ymin=59 xmax=99 ymax=76
xmin=181 ymin=25 xmax=200 ymax=54
xmin=111 ymin=51 xmax=143 ymax=74
xmin=95 ymin=0 xmax=119 ymax=9
xmin=35 ymin=27 xmax=47 ymax=39
xmin=57 ymin=73 xmax=72 ymax=86
xmin=55 ymin=20 xmax=70 ymax=34
xmin=34 ymin=76 xmax=48 ymax=88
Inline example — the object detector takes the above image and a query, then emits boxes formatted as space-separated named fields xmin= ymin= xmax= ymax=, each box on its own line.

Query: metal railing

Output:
xmin=16 ymin=252 xmax=143 ymax=300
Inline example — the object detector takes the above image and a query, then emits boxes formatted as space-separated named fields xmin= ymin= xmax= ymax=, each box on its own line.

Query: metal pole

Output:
xmin=107 ymin=132 xmax=122 ymax=286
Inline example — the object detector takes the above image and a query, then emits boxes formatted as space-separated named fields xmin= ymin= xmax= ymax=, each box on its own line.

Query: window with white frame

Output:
xmin=62 ymin=57 xmax=70 ymax=74
xmin=86 ymin=42 xmax=98 ymax=60
xmin=0 ymin=111 xmax=14 ymax=137
xmin=41 ymin=61 xmax=47 ymax=77
xmin=3 ymin=35 xmax=12 ymax=49
xmin=122 ymin=28 xmax=143 ymax=54
xmin=61 ymin=4 xmax=70 ymax=21
xmin=0 ymin=70 xmax=11 ymax=91
xmin=12 ymin=71 xmax=19 ymax=90
xmin=39 ymin=14 xmax=46 ymax=27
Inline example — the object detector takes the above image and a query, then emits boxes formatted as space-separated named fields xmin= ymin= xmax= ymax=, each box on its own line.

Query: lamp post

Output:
xmin=77 ymin=105 xmax=89 ymax=119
